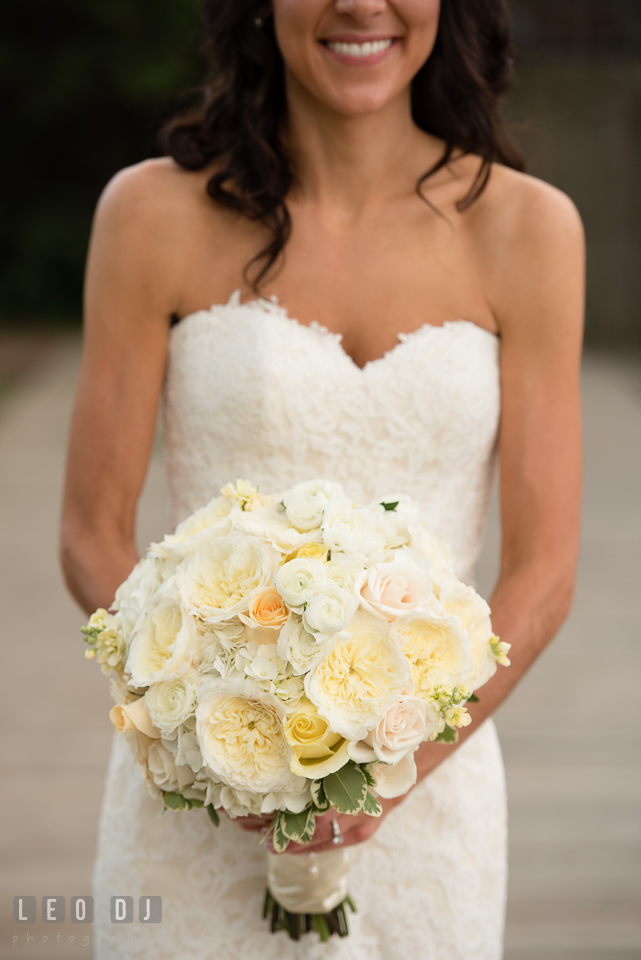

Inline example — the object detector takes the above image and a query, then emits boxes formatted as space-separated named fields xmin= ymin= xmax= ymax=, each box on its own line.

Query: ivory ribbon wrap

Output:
xmin=267 ymin=849 xmax=349 ymax=914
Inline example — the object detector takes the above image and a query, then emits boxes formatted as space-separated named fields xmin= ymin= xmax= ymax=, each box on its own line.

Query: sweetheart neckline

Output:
xmin=170 ymin=291 xmax=499 ymax=372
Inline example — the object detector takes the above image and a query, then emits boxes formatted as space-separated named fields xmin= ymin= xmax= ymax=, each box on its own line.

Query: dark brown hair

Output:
xmin=161 ymin=0 xmax=524 ymax=288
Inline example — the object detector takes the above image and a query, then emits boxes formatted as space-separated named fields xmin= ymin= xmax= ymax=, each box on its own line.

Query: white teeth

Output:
xmin=326 ymin=39 xmax=393 ymax=58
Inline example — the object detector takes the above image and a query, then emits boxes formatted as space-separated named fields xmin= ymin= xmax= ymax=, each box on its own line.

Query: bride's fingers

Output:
xmin=283 ymin=813 xmax=377 ymax=855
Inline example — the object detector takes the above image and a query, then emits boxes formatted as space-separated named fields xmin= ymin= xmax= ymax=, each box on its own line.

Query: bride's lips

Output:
xmin=319 ymin=34 xmax=400 ymax=67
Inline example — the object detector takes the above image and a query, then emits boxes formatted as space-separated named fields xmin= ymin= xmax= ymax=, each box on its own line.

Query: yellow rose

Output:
xmin=284 ymin=698 xmax=350 ymax=777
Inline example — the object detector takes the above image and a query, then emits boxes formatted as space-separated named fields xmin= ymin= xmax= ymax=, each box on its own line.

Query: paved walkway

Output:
xmin=0 ymin=341 xmax=639 ymax=959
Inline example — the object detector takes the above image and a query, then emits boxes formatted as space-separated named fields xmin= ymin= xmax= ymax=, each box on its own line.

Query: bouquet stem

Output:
xmin=264 ymin=849 xmax=355 ymax=940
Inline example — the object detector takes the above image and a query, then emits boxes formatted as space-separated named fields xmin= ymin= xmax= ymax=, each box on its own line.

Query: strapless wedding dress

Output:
xmin=93 ymin=293 xmax=507 ymax=960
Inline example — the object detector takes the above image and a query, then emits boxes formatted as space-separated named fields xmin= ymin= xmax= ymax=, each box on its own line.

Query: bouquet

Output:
xmin=83 ymin=479 xmax=510 ymax=941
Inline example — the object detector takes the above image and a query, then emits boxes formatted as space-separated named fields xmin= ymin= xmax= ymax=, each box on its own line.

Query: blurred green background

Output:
xmin=1 ymin=0 xmax=640 ymax=346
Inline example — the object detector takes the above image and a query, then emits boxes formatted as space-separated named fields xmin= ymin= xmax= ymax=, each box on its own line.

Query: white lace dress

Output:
xmin=93 ymin=294 xmax=507 ymax=960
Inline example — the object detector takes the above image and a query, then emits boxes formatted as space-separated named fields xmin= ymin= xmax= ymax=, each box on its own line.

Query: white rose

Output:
xmin=348 ymin=694 xmax=438 ymax=765
xmin=277 ymin=614 xmax=330 ymax=676
xmin=177 ymin=534 xmax=278 ymax=624
xmin=392 ymin=611 xmax=473 ymax=696
xmin=145 ymin=670 xmax=199 ymax=738
xmin=357 ymin=560 xmax=437 ymax=622
xmin=321 ymin=499 xmax=386 ymax=564
xmin=305 ymin=611 xmax=411 ymax=741
xmin=372 ymin=752 xmax=418 ymax=799
xmin=275 ymin=557 xmax=327 ymax=613
xmin=440 ymin=581 xmax=497 ymax=691
xmin=196 ymin=678 xmax=292 ymax=793
xmin=302 ymin=583 xmax=359 ymax=639
xmin=283 ymin=479 xmax=344 ymax=532
xmin=125 ymin=579 xmax=194 ymax=688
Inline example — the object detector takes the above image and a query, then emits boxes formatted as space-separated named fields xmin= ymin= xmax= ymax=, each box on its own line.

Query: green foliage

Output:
xmin=362 ymin=791 xmax=383 ymax=817
xmin=435 ymin=725 xmax=459 ymax=744
xmin=310 ymin=779 xmax=330 ymax=812
xmin=380 ymin=501 xmax=399 ymax=511
xmin=206 ymin=804 xmax=220 ymax=827
xmin=323 ymin=761 xmax=368 ymax=815
xmin=0 ymin=0 xmax=203 ymax=321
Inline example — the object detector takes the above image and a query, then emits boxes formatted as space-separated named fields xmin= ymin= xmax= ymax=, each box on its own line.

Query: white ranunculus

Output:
xmin=372 ymin=752 xmax=418 ymax=799
xmin=321 ymin=498 xmax=387 ymax=564
xmin=196 ymin=678 xmax=292 ymax=794
xmin=348 ymin=694 xmax=438 ymax=765
xmin=325 ymin=561 xmax=364 ymax=592
xmin=275 ymin=558 xmax=328 ymax=613
xmin=126 ymin=579 xmax=194 ymax=688
xmin=440 ymin=581 xmax=497 ymax=691
xmin=277 ymin=615 xmax=331 ymax=676
xmin=305 ymin=611 xmax=411 ymax=741
xmin=357 ymin=560 xmax=437 ymax=622
xmin=145 ymin=670 xmax=199 ymax=739
xmin=177 ymin=534 xmax=278 ymax=624
xmin=392 ymin=610 xmax=473 ymax=697
xmin=113 ymin=554 xmax=175 ymax=641
xmin=283 ymin=479 xmax=344 ymax=532
xmin=302 ymin=583 xmax=359 ymax=639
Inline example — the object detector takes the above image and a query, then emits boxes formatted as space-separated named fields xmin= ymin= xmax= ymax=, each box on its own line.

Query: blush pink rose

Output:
xmin=357 ymin=561 xmax=435 ymax=622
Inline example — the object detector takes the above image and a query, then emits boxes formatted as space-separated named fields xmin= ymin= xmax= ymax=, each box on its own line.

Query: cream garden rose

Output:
xmin=126 ymin=580 xmax=194 ymax=688
xmin=177 ymin=534 xmax=277 ymax=624
xmin=305 ymin=611 xmax=411 ymax=741
xmin=440 ymin=581 xmax=497 ymax=691
xmin=284 ymin=698 xmax=350 ymax=778
xmin=196 ymin=678 xmax=292 ymax=793
xmin=393 ymin=611 xmax=473 ymax=697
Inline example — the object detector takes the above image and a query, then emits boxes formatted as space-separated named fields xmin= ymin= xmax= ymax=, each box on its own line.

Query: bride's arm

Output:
xmin=285 ymin=173 xmax=585 ymax=854
xmin=61 ymin=162 xmax=188 ymax=614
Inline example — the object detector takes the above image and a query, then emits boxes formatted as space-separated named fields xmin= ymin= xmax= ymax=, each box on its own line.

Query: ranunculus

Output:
xmin=125 ymin=579 xmax=194 ymax=687
xmin=357 ymin=560 xmax=437 ymax=622
xmin=275 ymin=558 xmax=327 ymax=613
xmin=284 ymin=698 xmax=350 ymax=778
xmin=145 ymin=670 xmax=199 ymax=738
xmin=440 ymin=581 xmax=497 ymax=691
xmin=283 ymin=479 xmax=344 ymax=532
xmin=321 ymin=499 xmax=386 ymax=565
xmin=372 ymin=752 xmax=418 ymax=799
xmin=305 ymin=611 xmax=411 ymax=741
xmin=239 ymin=586 xmax=289 ymax=633
xmin=277 ymin=615 xmax=330 ymax=676
xmin=196 ymin=678 xmax=292 ymax=793
xmin=177 ymin=534 xmax=277 ymax=624
xmin=325 ymin=562 xmax=363 ymax=592
xmin=392 ymin=611 xmax=473 ymax=697
xmin=348 ymin=693 xmax=437 ymax=765
xmin=302 ymin=583 xmax=358 ymax=639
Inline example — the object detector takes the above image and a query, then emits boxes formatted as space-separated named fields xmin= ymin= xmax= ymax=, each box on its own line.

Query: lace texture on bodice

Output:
xmin=93 ymin=293 xmax=507 ymax=960
xmin=163 ymin=293 xmax=500 ymax=582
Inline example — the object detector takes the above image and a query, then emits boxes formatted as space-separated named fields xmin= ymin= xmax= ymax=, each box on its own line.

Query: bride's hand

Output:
xmin=266 ymin=799 xmax=402 ymax=855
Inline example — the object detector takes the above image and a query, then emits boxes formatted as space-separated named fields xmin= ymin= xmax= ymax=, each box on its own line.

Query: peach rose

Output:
xmin=357 ymin=560 xmax=437 ymax=622
xmin=240 ymin=587 xmax=289 ymax=631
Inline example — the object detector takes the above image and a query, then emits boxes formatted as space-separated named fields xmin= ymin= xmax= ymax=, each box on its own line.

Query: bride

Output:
xmin=61 ymin=0 xmax=583 ymax=957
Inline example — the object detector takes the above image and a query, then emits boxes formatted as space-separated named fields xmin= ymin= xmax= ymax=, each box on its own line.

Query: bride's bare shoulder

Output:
xmin=94 ymin=157 xmax=218 ymax=234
